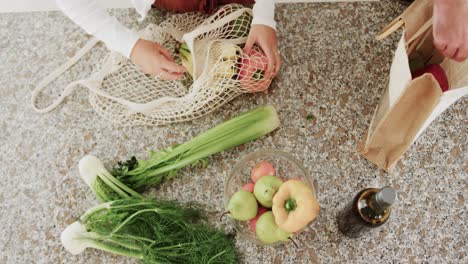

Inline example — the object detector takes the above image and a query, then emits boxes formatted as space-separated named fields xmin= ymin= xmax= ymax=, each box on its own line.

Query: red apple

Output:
xmin=249 ymin=206 xmax=269 ymax=232
xmin=242 ymin=182 xmax=255 ymax=193
xmin=250 ymin=161 xmax=275 ymax=183
xmin=412 ymin=64 xmax=449 ymax=92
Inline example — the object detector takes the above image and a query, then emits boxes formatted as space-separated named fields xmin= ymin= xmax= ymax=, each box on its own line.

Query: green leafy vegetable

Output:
xmin=224 ymin=5 xmax=253 ymax=39
xmin=177 ymin=42 xmax=194 ymax=77
xmin=79 ymin=155 xmax=143 ymax=202
xmin=61 ymin=198 xmax=239 ymax=264
xmin=111 ymin=105 xmax=280 ymax=191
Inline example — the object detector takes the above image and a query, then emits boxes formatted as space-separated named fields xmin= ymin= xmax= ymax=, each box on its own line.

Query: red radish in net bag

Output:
xmin=412 ymin=64 xmax=449 ymax=92
xmin=242 ymin=182 xmax=255 ymax=192
xmin=239 ymin=49 xmax=271 ymax=92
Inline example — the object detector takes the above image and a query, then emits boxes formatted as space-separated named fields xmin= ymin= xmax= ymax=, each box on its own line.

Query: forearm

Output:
xmin=253 ymin=0 xmax=276 ymax=30
xmin=55 ymin=0 xmax=139 ymax=58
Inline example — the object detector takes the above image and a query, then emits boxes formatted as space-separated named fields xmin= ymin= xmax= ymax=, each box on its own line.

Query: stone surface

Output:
xmin=0 ymin=1 xmax=466 ymax=263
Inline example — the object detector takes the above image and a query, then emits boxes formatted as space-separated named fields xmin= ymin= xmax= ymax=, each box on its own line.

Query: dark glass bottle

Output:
xmin=337 ymin=186 xmax=396 ymax=238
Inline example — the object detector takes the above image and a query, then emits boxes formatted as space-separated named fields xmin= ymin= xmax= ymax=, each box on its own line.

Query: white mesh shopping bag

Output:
xmin=32 ymin=4 xmax=272 ymax=126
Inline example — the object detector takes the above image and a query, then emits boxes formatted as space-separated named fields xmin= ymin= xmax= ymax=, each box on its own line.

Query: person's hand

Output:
xmin=130 ymin=39 xmax=186 ymax=80
xmin=433 ymin=0 xmax=468 ymax=62
xmin=243 ymin=25 xmax=281 ymax=77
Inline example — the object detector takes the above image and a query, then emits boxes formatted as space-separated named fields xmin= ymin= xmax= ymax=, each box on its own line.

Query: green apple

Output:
xmin=226 ymin=190 xmax=258 ymax=221
xmin=256 ymin=211 xmax=291 ymax=244
xmin=253 ymin=175 xmax=283 ymax=208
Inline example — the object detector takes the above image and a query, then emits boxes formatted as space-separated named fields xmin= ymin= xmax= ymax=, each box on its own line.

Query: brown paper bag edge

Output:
xmin=358 ymin=0 xmax=436 ymax=171
xmin=376 ymin=0 xmax=433 ymax=42
xmin=357 ymin=75 xmax=442 ymax=172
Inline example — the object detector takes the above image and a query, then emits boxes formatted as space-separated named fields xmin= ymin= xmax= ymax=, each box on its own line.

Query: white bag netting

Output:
xmin=32 ymin=4 xmax=273 ymax=126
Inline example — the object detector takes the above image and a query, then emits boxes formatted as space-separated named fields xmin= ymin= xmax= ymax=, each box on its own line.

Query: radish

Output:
xmin=249 ymin=206 xmax=269 ymax=232
xmin=242 ymin=182 xmax=255 ymax=193
xmin=251 ymin=161 xmax=275 ymax=183
xmin=238 ymin=49 xmax=271 ymax=93
xmin=412 ymin=64 xmax=449 ymax=92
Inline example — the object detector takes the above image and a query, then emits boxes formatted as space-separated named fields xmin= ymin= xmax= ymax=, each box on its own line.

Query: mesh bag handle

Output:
xmin=32 ymin=5 xmax=268 ymax=126
xmin=32 ymin=7 xmax=250 ymax=114
xmin=31 ymin=27 xmax=188 ymax=114
xmin=31 ymin=38 xmax=100 ymax=113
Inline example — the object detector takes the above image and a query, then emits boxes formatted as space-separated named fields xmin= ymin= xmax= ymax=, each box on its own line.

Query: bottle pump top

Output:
xmin=375 ymin=187 xmax=397 ymax=208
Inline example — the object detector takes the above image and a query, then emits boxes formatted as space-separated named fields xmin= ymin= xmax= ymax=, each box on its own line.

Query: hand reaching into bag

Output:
xmin=130 ymin=39 xmax=186 ymax=80
xmin=243 ymin=25 xmax=281 ymax=78
xmin=433 ymin=0 xmax=468 ymax=62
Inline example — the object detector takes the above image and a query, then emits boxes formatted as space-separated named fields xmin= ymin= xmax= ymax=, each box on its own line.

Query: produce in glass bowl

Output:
xmin=223 ymin=149 xmax=319 ymax=246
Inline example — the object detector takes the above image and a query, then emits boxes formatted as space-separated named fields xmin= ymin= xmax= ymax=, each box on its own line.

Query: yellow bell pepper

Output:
xmin=272 ymin=180 xmax=320 ymax=233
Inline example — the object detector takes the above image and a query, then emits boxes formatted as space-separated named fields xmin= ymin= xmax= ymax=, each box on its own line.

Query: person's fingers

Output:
xmin=158 ymin=69 xmax=184 ymax=81
xmin=161 ymin=57 xmax=186 ymax=74
xmin=274 ymin=50 xmax=281 ymax=76
xmin=243 ymin=35 xmax=255 ymax=55
xmin=433 ymin=35 xmax=448 ymax=54
xmin=159 ymin=47 xmax=175 ymax=62
xmin=452 ymin=48 xmax=461 ymax=61
xmin=263 ymin=45 xmax=276 ymax=77
xmin=148 ymin=64 xmax=183 ymax=80
xmin=454 ymin=47 xmax=468 ymax=62
xmin=443 ymin=44 xmax=458 ymax=59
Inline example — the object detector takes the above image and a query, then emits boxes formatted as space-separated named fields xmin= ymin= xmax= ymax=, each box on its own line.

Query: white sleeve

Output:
xmin=252 ymin=0 xmax=276 ymax=30
xmin=55 ymin=0 xmax=140 ymax=58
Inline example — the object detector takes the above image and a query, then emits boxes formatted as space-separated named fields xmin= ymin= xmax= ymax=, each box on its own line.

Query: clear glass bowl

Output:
xmin=224 ymin=148 xmax=319 ymax=246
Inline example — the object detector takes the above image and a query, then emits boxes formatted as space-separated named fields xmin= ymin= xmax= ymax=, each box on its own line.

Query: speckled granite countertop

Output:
xmin=0 ymin=1 xmax=466 ymax=263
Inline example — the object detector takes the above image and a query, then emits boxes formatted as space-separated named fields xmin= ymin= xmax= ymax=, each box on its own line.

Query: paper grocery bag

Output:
xmin=357 ymin=0 xmax=468 ymax=172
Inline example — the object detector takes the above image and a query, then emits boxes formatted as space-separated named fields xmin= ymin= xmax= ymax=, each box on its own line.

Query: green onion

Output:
xmin=61 ymin=198 xmax=239 ymax=263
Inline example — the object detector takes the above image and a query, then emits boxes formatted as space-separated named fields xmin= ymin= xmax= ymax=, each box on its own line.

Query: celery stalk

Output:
xmin=112 ymin=105 xmax=280 ymax=191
